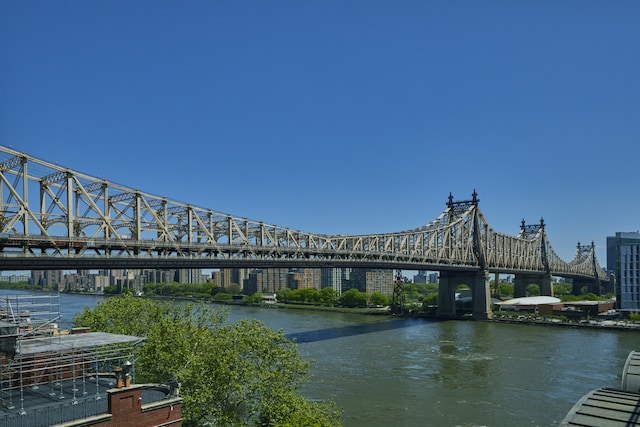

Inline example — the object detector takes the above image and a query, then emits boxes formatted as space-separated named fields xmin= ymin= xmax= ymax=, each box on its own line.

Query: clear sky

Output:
xmin=1 ymin=1 xmax=638 ymax=265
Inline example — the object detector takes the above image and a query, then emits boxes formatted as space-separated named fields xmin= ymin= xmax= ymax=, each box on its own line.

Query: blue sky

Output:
xmin=1 ymin=1 xmax=638 ymax=265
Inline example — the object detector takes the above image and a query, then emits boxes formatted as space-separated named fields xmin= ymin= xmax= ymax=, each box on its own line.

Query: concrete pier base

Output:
xmin=437 ymin=270 xmax=492 ymax=320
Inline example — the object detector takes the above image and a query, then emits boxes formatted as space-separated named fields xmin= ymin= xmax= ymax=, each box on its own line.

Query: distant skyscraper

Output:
xmin=607 ymin=232 xmax=640 ymax=310
xmin=428 ymin=272 xmax=439 ymax=284
xmin=413 ymin=271 xmax=427 ymax=283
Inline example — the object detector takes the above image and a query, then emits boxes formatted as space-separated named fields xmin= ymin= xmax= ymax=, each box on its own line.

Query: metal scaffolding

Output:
xmin=0 ymin=294 xmax=142 ymax=415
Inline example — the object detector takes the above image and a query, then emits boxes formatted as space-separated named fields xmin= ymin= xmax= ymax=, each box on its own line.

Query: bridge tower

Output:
xmin=571 ymin=241 xmax=601 ymax=296
xmin=390 ymin=270 xmax=406 ymax=316
xmin=513 ymin=218 xmax=553 ymax=297
xmin=436 ymin=191 xmax=492 ymax=320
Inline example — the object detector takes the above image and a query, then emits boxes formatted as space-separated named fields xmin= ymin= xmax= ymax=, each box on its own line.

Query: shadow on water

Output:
xmin=286 ymin=317 xmax=431 ymax=343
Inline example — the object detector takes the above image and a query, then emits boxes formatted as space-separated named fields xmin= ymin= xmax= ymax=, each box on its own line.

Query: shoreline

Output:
xmin=6 ymin=287 xmax=638 ymax=332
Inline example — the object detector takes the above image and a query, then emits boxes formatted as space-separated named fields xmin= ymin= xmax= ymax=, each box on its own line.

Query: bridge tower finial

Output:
xmin=447 ymin=192 xmax=454 ymax=208
xmin=472 ymin=189 xmax=479 ymax=205
xmin=540 ymin=217 xmax=545 ymax=230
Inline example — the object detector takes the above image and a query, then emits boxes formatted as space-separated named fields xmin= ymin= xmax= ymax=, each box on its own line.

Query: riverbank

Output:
xmin=217 ymin=299 xmax=640 ymax=331
xmin=212 ymin=300 xmax=392 ymax=315
xmin=486 ymin=314 xmax=640 ymax=332
xmin=25 ymin=288 xmax=640 ymax=332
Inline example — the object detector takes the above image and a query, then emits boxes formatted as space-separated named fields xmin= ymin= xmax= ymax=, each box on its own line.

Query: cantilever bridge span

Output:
xmin=0 ymin=146 xmax=607 ymax=318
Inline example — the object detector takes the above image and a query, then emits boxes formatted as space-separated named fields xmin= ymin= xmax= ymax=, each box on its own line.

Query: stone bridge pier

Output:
xmin=437 ymin=270 xmax=492 ymax=320
xmin=513 ymin=273 xmax=553 ymax=298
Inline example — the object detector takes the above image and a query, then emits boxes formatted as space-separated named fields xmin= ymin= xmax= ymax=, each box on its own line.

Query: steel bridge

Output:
xmin=0 ymin=146 xmax=608 ymax=318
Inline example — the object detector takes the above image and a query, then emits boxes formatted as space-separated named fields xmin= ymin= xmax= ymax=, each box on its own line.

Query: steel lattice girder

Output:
xmin=0 ymin=146 xmax=609 ymax=282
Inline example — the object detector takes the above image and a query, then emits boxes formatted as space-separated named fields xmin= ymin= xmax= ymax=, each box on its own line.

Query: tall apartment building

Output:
xmin=175 ymin=269 xmax=208 ymax=284
xmin=287 ymin=270 xmax=304 ymax=289
xmin=300 ymin=268 xmax=321 ymax=289
xmin=428 ymin=272 xmax=439 ymax=284
xmin=347 ymin=269 xmax=367 ymax=292
xmin=244 ymin=268 xmax=290 ymax=294
xmin=413 ymin=271 xmax=427 ymax=283
xmin=607 ymin=232 xmax=640 ymax=311
xmin=217 ymin=268 xmax=249 ymax=290
xmin=321 ymin=268 xmax=350 ymax=294
xmin=31 ymin=270 xmax=65 ymax=291
xmin=365 ymin=269 xmax=394 ymax=295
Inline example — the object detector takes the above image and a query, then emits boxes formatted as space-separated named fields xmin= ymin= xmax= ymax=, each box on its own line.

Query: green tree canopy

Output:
xmin=73 ymin=294 xmax=341 ymax=427
xmin=226 ymin=283 xmax=242 ymax=295
xmin=212 ymin=292 xmax=233 ymax=303
xmin=369 ymin=292 xmax=389 ymax=307
xmin=340 ymin=288 xmax=367 ymax=308
xmin=320 ymin=287 xmax=340 ymax=306
xmin=276 ymin=287 xmax=292 ymax=303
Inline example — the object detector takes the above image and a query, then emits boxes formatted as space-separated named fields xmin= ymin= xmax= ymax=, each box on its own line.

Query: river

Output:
xmin=3 ymin=290 xmax=637 ymax=427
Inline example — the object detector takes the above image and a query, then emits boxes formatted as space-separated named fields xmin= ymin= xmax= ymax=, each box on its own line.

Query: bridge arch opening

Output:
xmin=526 ymin=284 xmax=541 ymax=297
xmin=455 ymin=284 xmax=473 ymax=313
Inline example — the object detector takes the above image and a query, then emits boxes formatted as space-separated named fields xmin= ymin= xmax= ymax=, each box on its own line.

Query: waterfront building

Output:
xmin=607 ymin=232 xmax=640 ymax=311
xmin=0 ymin=274 xmax=30 ymax=284
xmin=31 ymin=270 xmax=64 ymax=291
xmin=92 ymin=274 xmax=110 ymax=292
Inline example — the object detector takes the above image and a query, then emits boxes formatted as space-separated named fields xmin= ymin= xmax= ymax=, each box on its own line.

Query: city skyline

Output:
xmin=2 ymin=1 xmax=638 ymax=264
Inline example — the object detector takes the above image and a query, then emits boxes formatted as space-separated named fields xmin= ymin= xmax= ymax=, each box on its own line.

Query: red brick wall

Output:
xmin=82 ymin=385 xmax=182 ymax=427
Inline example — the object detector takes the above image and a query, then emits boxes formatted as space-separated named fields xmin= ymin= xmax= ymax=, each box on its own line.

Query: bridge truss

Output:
xmin=0 ymin=146 xmax=608 ymax=283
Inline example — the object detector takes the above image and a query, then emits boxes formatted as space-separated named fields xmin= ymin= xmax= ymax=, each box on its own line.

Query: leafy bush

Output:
xmin=74 ymin=295 xmax=342 ymax=426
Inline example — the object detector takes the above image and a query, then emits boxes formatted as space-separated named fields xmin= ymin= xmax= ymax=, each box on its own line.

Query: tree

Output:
xmin=276 ymin=287 xmax=292 ymax=303
xmin=226 ymin=283 xmax=242 ymax=295
xmin=320 ymin=287 xmax=340 ymax=306
xmin=499 ymin=283 xmax=514 ymax=298
xmin=73 ymin=295 xmax=341 ymax=427
xmin=340 ymin=288 xmax=367 ymax=308
xmin=526 ymin=284 xmax=540 ymax=297
xmin=242 ymin=292 xmax=263 ymax=304
xmin=299 ymin=288 xmax=321 ymax=304
xmin=369 ymin=292 xmax=389 ymax=307
xmin=553 ymin=282 xmax=572 ymax=297
xmin=421 ymin=292 xmax=438 ymax=312
xmin=212 ymin=292 xmax=233 ymax=303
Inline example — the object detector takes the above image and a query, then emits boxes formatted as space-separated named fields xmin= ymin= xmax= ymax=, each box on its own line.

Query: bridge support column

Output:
xmin=437 ymin=271 xmax=457 ymax=318
xmin=514 ymin=273 xmax=554 ymax=298
xmin=472 ymin=270 xmax=492 ymax=320
xmin=437 ymin=270 xmax=492 ymax=320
